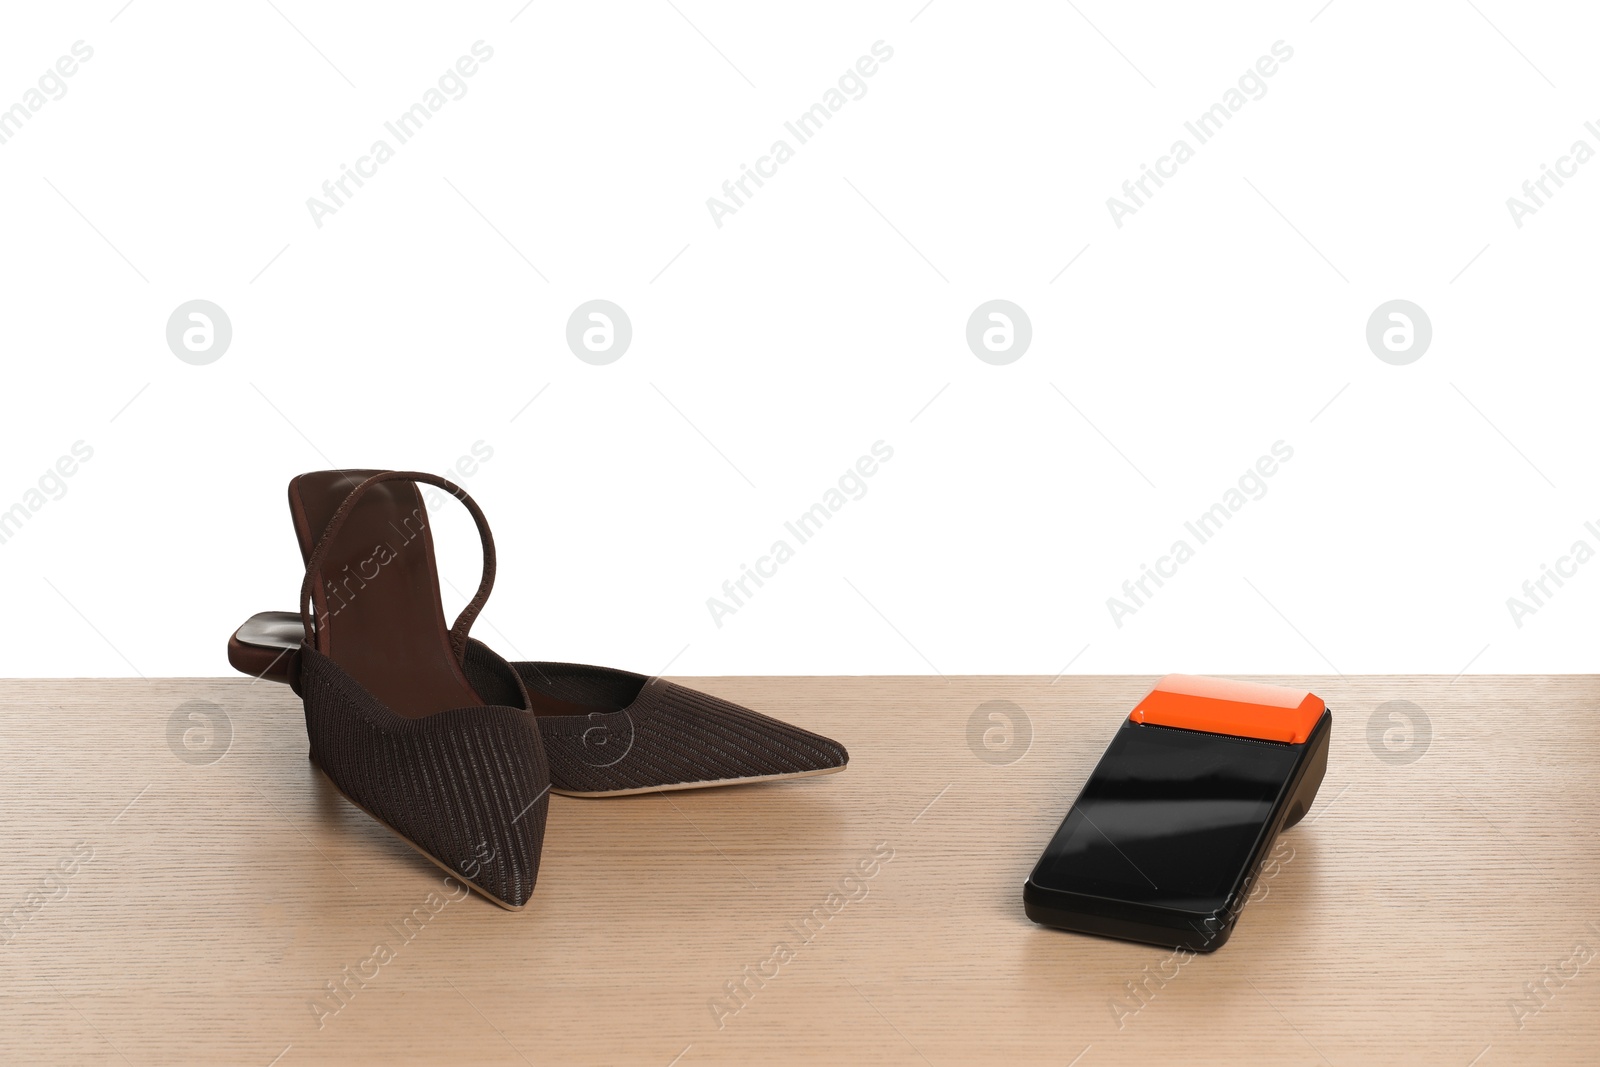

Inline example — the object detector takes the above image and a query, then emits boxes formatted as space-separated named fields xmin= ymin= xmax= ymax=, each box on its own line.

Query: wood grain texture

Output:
xmin=1 ymin=675 xmax=1596 ymax=1065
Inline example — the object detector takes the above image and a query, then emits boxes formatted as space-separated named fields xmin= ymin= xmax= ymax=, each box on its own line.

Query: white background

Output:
xmin=1 ymin=1 xmax=1595 ymax=679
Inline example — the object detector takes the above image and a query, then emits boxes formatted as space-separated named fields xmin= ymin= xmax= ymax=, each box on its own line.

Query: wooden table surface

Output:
xmin=2 ymin=674 xmax=1596 ymax=1065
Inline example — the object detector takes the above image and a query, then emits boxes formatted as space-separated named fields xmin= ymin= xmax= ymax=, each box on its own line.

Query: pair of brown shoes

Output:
xmin=229 ymin=470 xmax=848 ymax=909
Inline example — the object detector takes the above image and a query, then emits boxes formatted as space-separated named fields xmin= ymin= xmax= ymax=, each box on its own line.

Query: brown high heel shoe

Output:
xmin=285 ymin=470 xmax=549 ymax=909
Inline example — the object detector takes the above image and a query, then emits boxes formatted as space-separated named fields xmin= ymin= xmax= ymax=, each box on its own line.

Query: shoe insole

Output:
xmin=294 ymin=472 xmax=483 ymax=718
xmin=290 ymin=470 xmax=615 ymax=718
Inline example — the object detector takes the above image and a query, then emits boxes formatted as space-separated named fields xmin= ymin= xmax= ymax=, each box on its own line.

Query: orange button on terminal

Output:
xmin=1129 ymin=674 xmax=1325 ymax=744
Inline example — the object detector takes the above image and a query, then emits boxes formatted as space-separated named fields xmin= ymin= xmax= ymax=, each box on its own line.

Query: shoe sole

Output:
xmin=310 ymin=757 xmax=534 ymax=912
xmin=552 ymin=762 xmax=846 ymax=798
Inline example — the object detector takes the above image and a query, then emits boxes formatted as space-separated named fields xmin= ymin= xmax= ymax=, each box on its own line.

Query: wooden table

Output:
xmin=2 ymin=675 xmax=1596 ymax=1065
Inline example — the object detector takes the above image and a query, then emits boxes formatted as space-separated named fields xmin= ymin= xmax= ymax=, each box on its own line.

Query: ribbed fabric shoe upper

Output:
xmin=460 ymin=639 xmax=847 ymax=794
xmin=459 ymin=649 xmax=848 ymax=795
xmin=298 ymin=645 xmax=550 ymax=907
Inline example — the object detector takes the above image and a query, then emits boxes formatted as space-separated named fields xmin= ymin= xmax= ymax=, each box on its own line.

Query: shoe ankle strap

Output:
xmin=298 ymin=470 xmax=496 ymax=663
